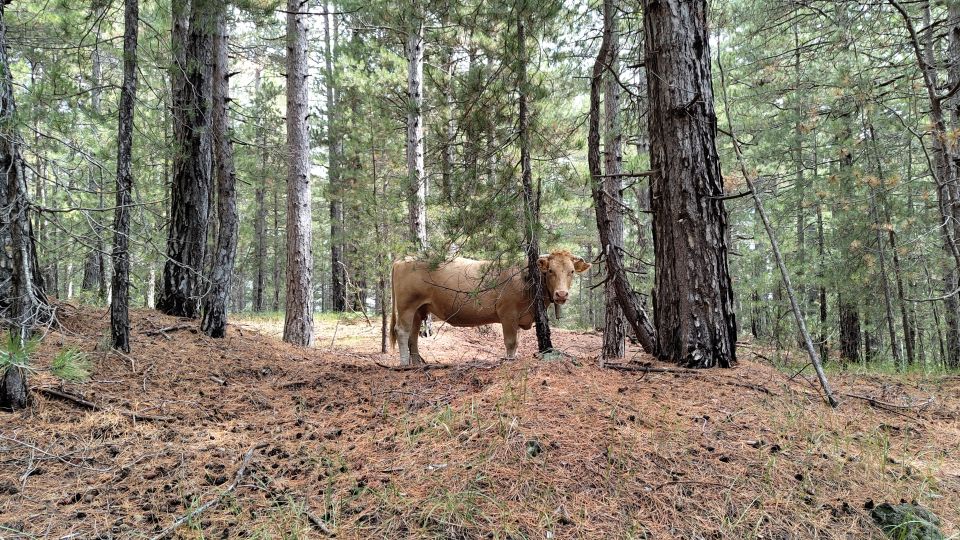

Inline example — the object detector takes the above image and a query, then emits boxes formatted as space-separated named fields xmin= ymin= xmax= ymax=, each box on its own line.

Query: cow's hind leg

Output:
xmin=409 ymin=306 xmax=429 ymax=365
xmin=396 ymin=307 xmax=415 ymax=365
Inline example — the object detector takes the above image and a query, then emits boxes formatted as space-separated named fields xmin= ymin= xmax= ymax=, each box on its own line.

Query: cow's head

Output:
xmin=537 ymin=250 xmax=591 ymax=306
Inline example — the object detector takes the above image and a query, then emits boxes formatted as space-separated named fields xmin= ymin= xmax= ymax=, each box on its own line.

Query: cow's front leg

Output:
xmin=502 ymin=319 xmax=519 ymax=360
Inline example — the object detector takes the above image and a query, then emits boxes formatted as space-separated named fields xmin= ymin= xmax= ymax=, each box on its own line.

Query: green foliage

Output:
xmin=50 ymin=348 xmax=91 ymax=383
xmin=0 ymin=331 xmax=90 ymax=382
xmin=0 ymin=333 xmax=40 ymax=371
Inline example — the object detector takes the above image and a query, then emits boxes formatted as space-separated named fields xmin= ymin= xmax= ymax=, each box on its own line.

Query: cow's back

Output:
xmin=392 ymin=257 xmax=525 ymax=327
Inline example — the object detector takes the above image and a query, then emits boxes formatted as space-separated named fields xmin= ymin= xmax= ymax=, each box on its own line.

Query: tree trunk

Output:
xmin=839 ymin=296 xmax=861 ymax=363
xmin=441 ymin=50 xmax=455 ymax=204
xmin=324 ymin=5 xmax=346 ymax=311
xmin=253 ymin=70 xmax=267 ymax=313
xmin=110 ymin=0 xmax=139 ymax=353
xmin=82 ymin=13 xmax=106 ymax=300
xmin=643 ymin=0 xmax=736 ymax=367
xmin=201 ymin=4 xmax=239 ymax=339
xmin=588 ymin=12 xmax=657 ymax=355
xmin=158 ymin=0 xmax=213 ymax=318
xmin=405 ymin=4 xmax=428 ymax=251
xmin=517 ymin=6 xmax=552 ymax=353
xmin=600 ymin=0 xmax=626 ymax=361
xmin=282 ymin=0 xmax=313 ymax=346
xmin=272 ymin=169 xmax=282 ymax=312
xmin=0 ymin=3 xmax=50 ymax=410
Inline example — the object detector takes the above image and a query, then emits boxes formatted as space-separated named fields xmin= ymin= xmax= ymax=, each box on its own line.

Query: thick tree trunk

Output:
xmin=601 ymin=0 xmax=626 ymax=361
xmin=282 ymin=0 xmax=313 ymax=346
xmin=1 ymin=4 xmax=49 ymax=410
xmin=158 ymin=0 xmax=213 ymax=318
xmin=201 ymin=5 xmax=239 ymax=339
xmin=110 ymin=0 xmax=139 ymax=353
xmin=324 ymin=5 xmax=346 ymax=311
xmin=405 ymin=5 xmax=428 ymax=251
xmin=643 ymin=0 xmax=736 ymax=367
xmin=517 ymin=6 xmax=552 ymax=353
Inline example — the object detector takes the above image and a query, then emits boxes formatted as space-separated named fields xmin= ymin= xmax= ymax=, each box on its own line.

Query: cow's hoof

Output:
xmin=410 ymin=354 xmax=426 ymax=365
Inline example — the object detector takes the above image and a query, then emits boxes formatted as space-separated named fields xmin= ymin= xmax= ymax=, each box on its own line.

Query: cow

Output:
xmin=389 ymin=250 xmax=591 ymax=365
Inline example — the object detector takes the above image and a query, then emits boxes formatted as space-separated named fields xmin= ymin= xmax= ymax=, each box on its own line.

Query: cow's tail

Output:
xmin=389 ymin=262 xmax=397 ymax=351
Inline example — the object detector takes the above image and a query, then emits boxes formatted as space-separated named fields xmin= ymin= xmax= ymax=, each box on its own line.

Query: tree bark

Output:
xmin=600 ymin=0 xmax=626 ymax=361
xmin=517 ymin=4 xmax=552 ymax=353
xmin=272 ymin=168 xmax=282 ymax=312
xmin=643 ymin=0 xmax=736 ymax=367
xmin=0 ymin=3 xmax=50 ymax=410
xmin=324 ymin=4 xmax=346 ymax=311
xmin=158 ymin=0 xmax=213 ymax=318
xmin=405 ymin=3 xmax=428 ymax=251
xmin=839 ymin=295 xmax=861 ymax=363
xmin=253 ymin=70 xmax=267 ymax=313
xmin=201 ymin=4 xmax=239 ymax=339
xmin=110 ymin=0 xmax=139 ymax=353
xmin=282 ymin=0 xmax=313 ymax=346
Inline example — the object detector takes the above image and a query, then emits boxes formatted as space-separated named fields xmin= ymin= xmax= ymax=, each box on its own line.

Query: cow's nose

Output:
xmin=555 ymin=291 xmax=569 ymax=303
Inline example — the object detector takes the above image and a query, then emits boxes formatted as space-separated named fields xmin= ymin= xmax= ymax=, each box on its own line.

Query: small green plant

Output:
xmin=50 ymin=348 xmax=91 ymax=382
xmin=0 ymin=333 xmax=90 ymax=383
xmin=0 ymin=333 xmax=40 ymax=372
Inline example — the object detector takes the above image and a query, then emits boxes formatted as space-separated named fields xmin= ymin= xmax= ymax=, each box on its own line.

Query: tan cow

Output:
xmin=389 ymin=250 xmax=591 ymax=364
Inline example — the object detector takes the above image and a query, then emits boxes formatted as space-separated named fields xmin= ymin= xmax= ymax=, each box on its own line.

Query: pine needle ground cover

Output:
xmin=1 ymin=305 xmax=958 ymax=539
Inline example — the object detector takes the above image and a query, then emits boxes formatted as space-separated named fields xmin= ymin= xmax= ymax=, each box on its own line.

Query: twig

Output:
xmin=150 ymin=443 xmax=268 ymax=540
xmin=143 ymin=324 xmax=195 ymax=337
xmin=304 ymin=510 xmax=336 ymax=536
xmin=841 ymin=392 xmax=934 ymax=416
xmin=603 ymin=363 xmax=701 ymax=375
xmin=33 ymin=387 xmax=174 ymax=422
xmin=374 ymin=361 xmax=452 ymax=371
xmin=654 ymin=480 xmax=729 ymax=491
xmin=111 ymin=348 xmax=137 ymax=372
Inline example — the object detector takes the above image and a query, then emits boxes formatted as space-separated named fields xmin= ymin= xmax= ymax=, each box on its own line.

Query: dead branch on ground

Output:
xmin=33 ymin=386 xmax=175 ymax=422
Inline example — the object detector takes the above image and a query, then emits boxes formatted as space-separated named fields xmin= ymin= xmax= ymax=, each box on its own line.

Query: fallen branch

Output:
xmin=374 ymin=361 xmax=452 ymax=371
xmin=603 ymin=363 xmax=700 ymax=375
xmin=150 ymin=443 xmax=267 ymax=540
xmin=143 ymin=324 xmax=195 ymax=337
xmin=717 ymin=40 xmax=837 ymax=407
xmin=841 ymin=392 xmax=934 ymax=410
xmin=33 ymin=387 xmax=174 ymax=422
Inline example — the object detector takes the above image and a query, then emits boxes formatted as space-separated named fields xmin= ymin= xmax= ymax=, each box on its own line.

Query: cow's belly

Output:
xmin=425 ymin=295 xmax=502 ymax=327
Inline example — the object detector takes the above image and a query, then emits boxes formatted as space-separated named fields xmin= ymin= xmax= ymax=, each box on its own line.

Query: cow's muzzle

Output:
xmin=553 ymin=291 xmax=569 ymax=304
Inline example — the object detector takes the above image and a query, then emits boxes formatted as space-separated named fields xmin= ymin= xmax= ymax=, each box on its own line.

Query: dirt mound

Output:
xmin=1 ymin=305 xmax=958 ymax=539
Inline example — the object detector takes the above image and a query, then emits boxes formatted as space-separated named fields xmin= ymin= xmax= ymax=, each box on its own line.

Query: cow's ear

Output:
xmin=537 ymin=256 xmax=550 ymax=272
xmin=573 ymin=257 xmax=591 ymax=273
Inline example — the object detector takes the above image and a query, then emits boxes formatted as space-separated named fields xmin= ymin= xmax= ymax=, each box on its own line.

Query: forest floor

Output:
xmin=2 ymin=305 xmax=959 ymax=539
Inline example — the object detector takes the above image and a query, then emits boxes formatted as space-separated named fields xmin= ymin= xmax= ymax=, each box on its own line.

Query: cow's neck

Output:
xmin=520 ymin=267 xmax=554 ymax=308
